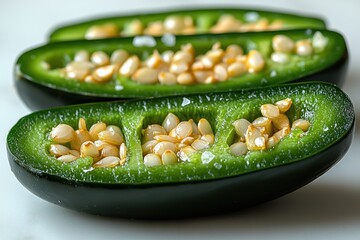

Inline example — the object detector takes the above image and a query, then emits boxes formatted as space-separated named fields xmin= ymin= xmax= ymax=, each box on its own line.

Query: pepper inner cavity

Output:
xmin=230 ymin=98 xmax=310 ymax=156
xmin=49 ymin=118 xmax=127 ymax=168
xmin=47 ymin=32 xmax=327 ymax=85
xmin=142 ymin=113 xmax=215 ymax=167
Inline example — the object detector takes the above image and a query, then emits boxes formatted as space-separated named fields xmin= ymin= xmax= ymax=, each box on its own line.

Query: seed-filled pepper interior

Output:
xmin=49 ymin=8 xmax=326 ymax=41
xmin=16 ymin=30 xmax=346 ymax=100
xmin=8 ymin=83 xmax=353 ymax=184
xmin=52 ymin=32 xmax=328 ymax=85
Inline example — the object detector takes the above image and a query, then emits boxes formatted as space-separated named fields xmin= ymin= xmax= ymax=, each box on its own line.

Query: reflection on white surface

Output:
xmin=1 ymin=0 xmax=360 ymax=239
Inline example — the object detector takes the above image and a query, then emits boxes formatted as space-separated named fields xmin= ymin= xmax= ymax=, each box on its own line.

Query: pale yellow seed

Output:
xmin=207 ymin=48 xmax=224 ymax=64
xmin=50 ymin=124 xmax=75 ymax=144
xmin=158 ymin=72 xmax=177 ymax=85
xmin=119 ymin=143 xmax=127 ymax=164
xmin=276 ymin=98 xmax=292 ymax=113
xmin=49 ymin=144 xmax=70 ymax=157
xmin=198 ymin=118 xmax=213 ymax=135
xmin=94 ymin=140 xmax=112 ymax=150
xmin=119 ymin=56 xmax=140 ymax=77
xmin=162 ymin=113 xmax=180 ymax=133
xmin=80 ymin=141 xmax=99 ymax=158
xmin=142 ymin=140 xmax=158 ymax=155
xmin=201 ymin=134 xmax=215 ymax=145
xmin=200 ymin=55 xmax=215 ymax=69
xmin=164 ymin=16 xmax=185 ymax=34
xmin=85 ymin=23 xmax=118 ymax=40
xmin=89 ymin=122 xmax=107 ymax=141
xmin=261 ymin=104 xmax=280 ymax=119
xmin=132 ymin=67 xmax=158 ymax=84
xmin=74 ymin=50 xmax=89 ymax=62
xmin=233 ymin=118 xmax=251 ymax=138
xmin=101 ymin=144 xmax=119 ymax=158
xmin=229 ymin=142 xmax=248 ymax=156
xmin=296 ymin=40 xmax=313 ymax=56
xmin=214 ymin=64 xmax=228 ymax=82
xmin=172 ymin=51 xmax=193 ymax=64
xmin=98 ymin=130 xmax=124 ymax=146
xmin=273 ymin=127 xmax=291 ymax=140
xmin=161 ymin=150 xmax=178 ymax=165
xmin=175 ymin=121 xmax=193 ymax=139
xmin=142 ymin=124 xmax=167 ymax=141
xmin=143 ymin=21 xmax=164 ymax=36
xmin=192 ymin=61 xmax=205 ymax=71
xmin=193 ymin=70 xmax=213 ymax=83
xmin=245 ymin=125 xmax=266 ymax=150
xmin=169 ymin=62 xmax=189 ymax=75
xmin=189 ymin=119 xmax=200 ymax=136
xmin=69 ymin=150 xmax=80 ymax=157
xmin=57 ymin=154 xmax=78 ymax=163
xmin=292 ymin=119 xmax=310 ymax=132
xmin=247 ymin=50 xmax=265 ymax=73
xmin=177 ymin=72 xmax=194 ymax=85
xmin=177 ymin=146 xmax=196 ymax=161
xmin=204 ymin=76 xmax=216 ymax=84
xmin=153 ymin=135 xmax=177 ymax=143
xmin=267 ymin=135 xmax=280 ymax=149
xmin=106 ymin=125 xmax=123 ymax=136
xmin=272 ymin=35 xmax=294 ymax=53
xmin=153 ymin=141 xmax=176 ymax=156
xmin=93 ymin=65 xmax=115 ymax=83
xmin=191 ymin=139 xmax=209 ymax=151
xmin=123 ymin=19 xmax=144 ymax=36
xmin=272 ymin=114 xmax=290 ymax=130
xmin=160 ymin=50 xmax=174 ymax=63
xmin=110 ymin=49 xmax=129 ymax=65
xmin=93 ymin=156 xmax=120 ymax=168
xmin=252 ymin=117 xmax=273 ymax=136
xmin=181 ymin=136 xmax=195 ymax=145
xmin=91 ymin=51 xmax=110 ymax=66
xmin=227 ymin=62 xmax=247 ymax=77
xmin=65 ymin=62 xmax=93 ymax=81
xmin=225 ymin=44 xmax=243 ymax=57
xmin=78 ymin=118 xmax=87 ymax=131
xmin=144 ymin=153 xmax=162 ymax=167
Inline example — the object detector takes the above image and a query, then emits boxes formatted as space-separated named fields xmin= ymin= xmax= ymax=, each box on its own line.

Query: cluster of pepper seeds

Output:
xmin=49 ymin=118 xmax=127 ymax=168
xmin=85 ymin=14 xmax=284 ymax=39
xmin=61 ymin=42 xmax=266 ymax=85
xmin=271 ymin=31 xmax=328 ymax=64
xmin=142 ymin=113 xmax=214 ymax=167
xmin=229 ymin=98 xmax=310 ymax=156
xmin=59 ymin=32 xmax=327 ymax=86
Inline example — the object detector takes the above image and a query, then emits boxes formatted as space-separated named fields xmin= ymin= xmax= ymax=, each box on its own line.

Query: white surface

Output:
xmin=1 ymin=0 xmax=359 ymax=239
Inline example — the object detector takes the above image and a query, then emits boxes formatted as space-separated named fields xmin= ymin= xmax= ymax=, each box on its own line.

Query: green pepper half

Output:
xmin=15 ymin=30 xmax=348 ymax=110
xmin=7 ymin=82 xmax=354 ymax=218
xmin=49 ymin=7 xmax=326 ymax=42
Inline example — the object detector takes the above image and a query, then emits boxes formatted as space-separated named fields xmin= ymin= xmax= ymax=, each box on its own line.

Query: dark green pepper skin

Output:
xmin=15 ymin=30 xmax=348 ymax=111
xmin=7 ymin=82 xmax=355 ymax=218
xmin=49 ymin=7 xmax=326 ymax=42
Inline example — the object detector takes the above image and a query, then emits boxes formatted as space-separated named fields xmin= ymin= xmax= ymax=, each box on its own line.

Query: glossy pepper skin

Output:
xmin=15 ymin=30 xmax=348 ymax=110
xmin=7 ymin=82 xmax=354 ymax=218
xmin=49 ymin=7 xmax=326 ymax=42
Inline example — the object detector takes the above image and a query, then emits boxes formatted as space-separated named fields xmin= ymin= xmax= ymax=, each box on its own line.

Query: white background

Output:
xmin=1 ymin=0 xmax=359 ymax=239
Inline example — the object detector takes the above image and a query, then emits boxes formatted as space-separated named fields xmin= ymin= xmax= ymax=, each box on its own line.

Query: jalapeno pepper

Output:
xmin=15 ymin=29 xmax=348 ymax=110
xmin=7 ymin=82 xmax=354 ymax=218
xmin=49 ymin=7 xmax=326 ymax=41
